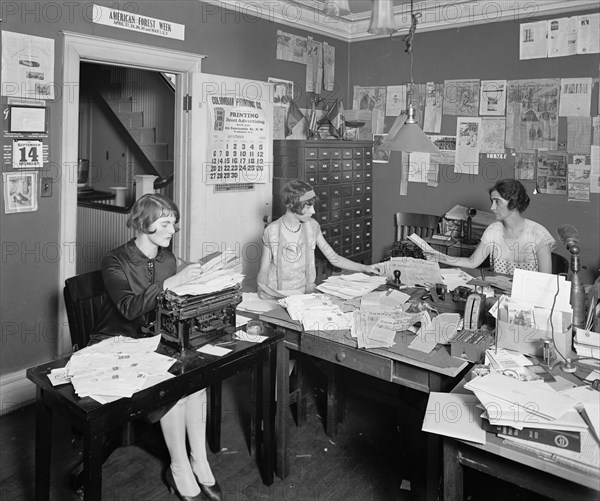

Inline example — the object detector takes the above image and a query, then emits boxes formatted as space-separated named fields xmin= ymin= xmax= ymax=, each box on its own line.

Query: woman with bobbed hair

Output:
xmin=424 ymin=179 xmax=555 ymax=274
xmin=257 ymin=179 xmax=384 ymax=299
xmin=91 ymin=193 xmax=221 ymax=501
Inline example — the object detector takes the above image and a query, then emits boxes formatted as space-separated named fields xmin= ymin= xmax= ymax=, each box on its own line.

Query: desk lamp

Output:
xmin=557 ymin=224 xmax=585 ymax=329
xmin=546 ymin=225 xmax=585 ymax=374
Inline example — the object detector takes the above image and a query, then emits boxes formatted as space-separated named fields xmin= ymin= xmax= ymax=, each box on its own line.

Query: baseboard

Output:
xmin=0 ymin=370 xmax=36 ymax=415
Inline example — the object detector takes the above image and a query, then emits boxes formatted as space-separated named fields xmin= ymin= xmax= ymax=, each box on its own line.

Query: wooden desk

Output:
xmin=443 ymin=372 xmax=600 ymax=500
xmin=443 ymin=432 xmax=599 ymax=500
xmin=260 ymin=305 xmax=470 ymax=501
xmin=27 ymin=329 xmax=283 ymax=501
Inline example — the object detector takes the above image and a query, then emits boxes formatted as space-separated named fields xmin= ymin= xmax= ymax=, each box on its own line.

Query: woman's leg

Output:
xmin=160 ymin=398 xmax=200 ymax=497
xmin=185 ymin=389 xmax=216 ymax=485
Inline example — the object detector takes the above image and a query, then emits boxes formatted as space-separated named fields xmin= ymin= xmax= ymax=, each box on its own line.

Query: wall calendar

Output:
xmin=206 ymin=96 xmax=269 ymax=185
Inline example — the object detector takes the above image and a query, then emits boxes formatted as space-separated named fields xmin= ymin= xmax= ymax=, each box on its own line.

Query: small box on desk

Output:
xmin=496 ymin=306 xmax=572 ymax=358
xmin=451 ymin=329 xmax=494 ymax=362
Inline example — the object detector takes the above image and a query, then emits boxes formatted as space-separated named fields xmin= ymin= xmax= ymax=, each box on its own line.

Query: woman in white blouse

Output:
xmin=425 ymin=179 xmax=555 ymax=275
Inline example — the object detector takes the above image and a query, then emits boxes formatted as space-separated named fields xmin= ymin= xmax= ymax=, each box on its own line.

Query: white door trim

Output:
xmin=59 ymin=31 xmax=204 ymax=355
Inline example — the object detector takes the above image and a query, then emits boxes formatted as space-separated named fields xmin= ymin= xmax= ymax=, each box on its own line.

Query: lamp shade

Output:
xmin=381 ymin=105 xmax=440 ymax=154
xmin=367 ymin=0 xmax=396 ymax=35
xmin=323 ymin=0 xmax=351 ymax=17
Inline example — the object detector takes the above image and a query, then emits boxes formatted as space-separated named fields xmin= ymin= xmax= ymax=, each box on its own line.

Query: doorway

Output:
xmin=60 ymin=32 xmax=204 ymax=354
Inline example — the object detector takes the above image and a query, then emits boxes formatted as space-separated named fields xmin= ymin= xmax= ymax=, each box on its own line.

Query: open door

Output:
xmin=185 ymin=73 xmax=274 ymax=288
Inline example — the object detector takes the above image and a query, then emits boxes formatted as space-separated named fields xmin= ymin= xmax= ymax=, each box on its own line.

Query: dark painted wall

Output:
xmin=348 ymin=10 xmax=600 ymax=283
xmin=0 ymin=0 xmax=349 ymax=377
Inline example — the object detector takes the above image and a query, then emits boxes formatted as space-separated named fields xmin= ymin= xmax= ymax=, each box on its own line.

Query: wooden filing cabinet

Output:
xmin=272 ymin=140 xmax=373 ymax=282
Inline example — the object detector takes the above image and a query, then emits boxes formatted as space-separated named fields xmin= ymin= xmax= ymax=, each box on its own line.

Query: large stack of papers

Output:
xmin=423 ymin=370 xmax=600 ymax=474
xmin=350 ymin=290 xmax=432 ymax=349
xmin=52 ymin=335 xmax=176 ymax=404
xmin=170 ymin=251 xmax=244 ymax=296
xmin=465 ymin=372 xmax=600 ymax=473
xmin=279 ymin=294 xmax=352 ymax=331
xmin=316 ymin=272 xmax=387 ymax=299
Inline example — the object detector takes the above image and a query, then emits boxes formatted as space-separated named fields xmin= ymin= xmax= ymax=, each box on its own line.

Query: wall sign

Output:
xmin=93 ymin=5 xmax=185 ymax=40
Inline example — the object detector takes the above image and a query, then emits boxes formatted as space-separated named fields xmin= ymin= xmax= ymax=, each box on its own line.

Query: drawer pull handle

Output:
xmin=336 ymin=352 xmax=346 ymax=362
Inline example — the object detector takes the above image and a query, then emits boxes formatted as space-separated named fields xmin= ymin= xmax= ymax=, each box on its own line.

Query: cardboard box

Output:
xmin=496 ymin=306 xmax=572 ymax=358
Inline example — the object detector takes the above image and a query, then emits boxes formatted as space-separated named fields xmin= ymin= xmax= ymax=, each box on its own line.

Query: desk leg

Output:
xmin=257 ymin=344 xmax=276 ymax=486
xmin=275 ymin=340 xmax=290 ymax=479
xmin=443 ymin=438 xmax=462 ymax=501
xmin=34 ymin=388 xmax=52 ymax=501
xmin=82 ymin=425 xmax=104 ymax=501
xmin=425 ymin=374 xmax=443 ymax=501
xmin=207 ymin=383 xmax=222 ymax=453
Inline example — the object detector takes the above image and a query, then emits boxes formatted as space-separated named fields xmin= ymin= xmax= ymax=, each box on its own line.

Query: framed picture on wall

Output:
xmin=3 ymin=171 xmax=38 ymax=213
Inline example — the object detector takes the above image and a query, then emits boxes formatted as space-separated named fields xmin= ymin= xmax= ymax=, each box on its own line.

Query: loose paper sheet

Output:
xmin=422 ymin=393 xmax=486 ymax=444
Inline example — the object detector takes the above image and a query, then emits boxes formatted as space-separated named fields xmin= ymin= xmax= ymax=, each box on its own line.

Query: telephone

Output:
xmin=464 ymin=287 xmax=486 ymax=330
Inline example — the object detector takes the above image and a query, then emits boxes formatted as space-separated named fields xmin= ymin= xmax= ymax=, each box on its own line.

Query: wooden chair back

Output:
xmin=63 ymin=270 xmax=107 ymax=351
xmin=395 ymin=212 xmax=441 ymax=241
xmin=551 ymin=252 xmax=569 ymax=275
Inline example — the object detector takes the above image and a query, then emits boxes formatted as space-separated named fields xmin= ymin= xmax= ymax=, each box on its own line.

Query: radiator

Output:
xmin=77 ymin=206 xmax=134 ymax=274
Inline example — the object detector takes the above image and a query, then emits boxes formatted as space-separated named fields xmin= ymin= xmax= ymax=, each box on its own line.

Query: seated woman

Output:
xmin=91 ymin=194 xmax=220 ymax=501
xmin=424 ymin=179 xmax=555 ymax=274
xmin=257 ymin=179 xmax=384 ymax=299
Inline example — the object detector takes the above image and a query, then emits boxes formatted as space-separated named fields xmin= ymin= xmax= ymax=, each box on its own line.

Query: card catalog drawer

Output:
xmin=318 ymin=148 xmax=332 ymax=159
xmin=342 ymin=148 xmax=354 ymax=159
xmin=316 ymin=186 xmax=330 ymax=199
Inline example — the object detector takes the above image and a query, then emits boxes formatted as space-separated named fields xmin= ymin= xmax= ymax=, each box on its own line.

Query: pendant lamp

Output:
xmin=367 ymin=0 xmax=396 ymax=36
xmin=381 ymin=104 xmax=440 ymax=154
xmin=379 ymin=0 xmax=439 ymax=154
xmin=323 ymin=0 xmax=351 ymax=17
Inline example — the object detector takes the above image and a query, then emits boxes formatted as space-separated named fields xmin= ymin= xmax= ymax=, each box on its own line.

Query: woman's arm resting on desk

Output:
xmin=424 ymin=243 xmax=489 ymax=269
xmin=316 ymin=234 xmax=384 ymax=275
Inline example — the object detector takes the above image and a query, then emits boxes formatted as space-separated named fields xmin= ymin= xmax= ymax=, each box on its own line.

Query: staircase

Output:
xmin=82 ymin=63 xmax=175 ymax=192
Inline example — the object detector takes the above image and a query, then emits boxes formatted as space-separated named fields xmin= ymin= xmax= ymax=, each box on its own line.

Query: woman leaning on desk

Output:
xmin=424 ymin=179 xmax=556 ymax=274
xmin=90 ymin=194 xmax=221 ymax=501
xmin=257 ymin=179 xmax=385 ymax=299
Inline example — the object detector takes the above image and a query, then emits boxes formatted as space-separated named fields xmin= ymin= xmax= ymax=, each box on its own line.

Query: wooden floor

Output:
xmin=1 ymin=365 xmax=554 ymax=501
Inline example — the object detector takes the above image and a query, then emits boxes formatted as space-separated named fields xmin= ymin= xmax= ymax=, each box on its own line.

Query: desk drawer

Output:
xmin=301 ymin=335 xmax=392 ymax=381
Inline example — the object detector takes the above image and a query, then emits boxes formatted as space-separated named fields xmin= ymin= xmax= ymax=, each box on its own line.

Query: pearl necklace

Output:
xmin=282 ymin=219 xmax=301 ymax=233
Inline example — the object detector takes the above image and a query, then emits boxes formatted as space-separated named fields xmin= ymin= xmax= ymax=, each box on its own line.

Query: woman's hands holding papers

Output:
xmin=164 ymin=263 xmax=204 ymax=289
xmin=364 ymin=263 xmax=385 ymax=275
xmin=422 ymin=248 xmax=447 ymax=264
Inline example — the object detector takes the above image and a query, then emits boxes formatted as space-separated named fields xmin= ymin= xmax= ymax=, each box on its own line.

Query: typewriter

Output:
xmin=152 ymin=285 xmax=243 ymax=350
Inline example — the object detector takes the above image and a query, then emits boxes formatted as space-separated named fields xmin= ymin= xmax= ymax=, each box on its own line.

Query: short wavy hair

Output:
xmin=280 ymin=179 xmax=317 ymax=215
xmin=489 ymin=179 xmax=530 ymax=213
xmin=127 ymin=193 xmax=180 ymax=234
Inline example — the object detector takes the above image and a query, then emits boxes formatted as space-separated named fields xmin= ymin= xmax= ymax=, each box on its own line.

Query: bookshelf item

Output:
xmin=272 ymin=140 xmax=373 ymax=283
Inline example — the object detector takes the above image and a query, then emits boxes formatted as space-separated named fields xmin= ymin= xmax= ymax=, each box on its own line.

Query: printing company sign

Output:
xmin=93 ymin=5 xmax=185 ymax=40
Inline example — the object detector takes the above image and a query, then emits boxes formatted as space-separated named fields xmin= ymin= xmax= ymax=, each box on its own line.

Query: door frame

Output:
xmin=60 ymin=32 xmax=204 ymax=355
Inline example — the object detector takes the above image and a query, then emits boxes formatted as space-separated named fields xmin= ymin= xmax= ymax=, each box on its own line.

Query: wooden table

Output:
xmin=443 ymin=373 xmax=600 ymax=500
xmin=443 ymin=432 xmax=599 ymax=500
xmin=260 ymin=303 xmax=470 ymax=501
xmin=27 ymin=329 xmax=283 ymax=501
